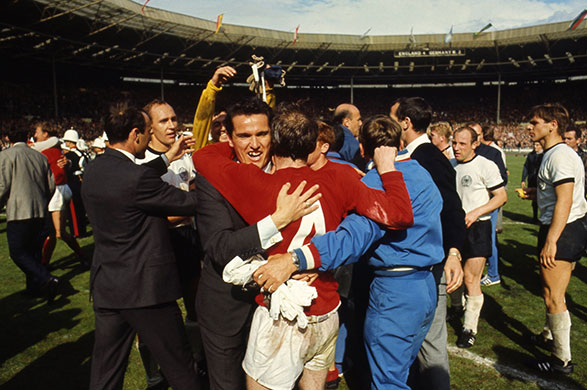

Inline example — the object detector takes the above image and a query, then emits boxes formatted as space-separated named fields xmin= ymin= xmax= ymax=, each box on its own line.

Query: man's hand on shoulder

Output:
xmin=271 ymin=181 xmax=322 ymax=230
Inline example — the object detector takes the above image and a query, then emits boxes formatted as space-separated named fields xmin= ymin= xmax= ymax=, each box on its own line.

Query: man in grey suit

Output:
xmin=0 ymin=127 xmax=59 ymax=300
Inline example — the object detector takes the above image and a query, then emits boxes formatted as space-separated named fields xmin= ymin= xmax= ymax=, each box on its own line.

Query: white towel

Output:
xmin=223 ymin=255 xmax=317 ymax=328
xmin=223 ymin=254 xmax=267 ymax=286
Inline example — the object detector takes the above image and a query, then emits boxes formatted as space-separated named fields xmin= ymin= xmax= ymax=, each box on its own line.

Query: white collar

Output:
xmin=113 ymin=148 xmax=136 ymax=163
xmin=405 ymin=133 xmax=430 ymax=157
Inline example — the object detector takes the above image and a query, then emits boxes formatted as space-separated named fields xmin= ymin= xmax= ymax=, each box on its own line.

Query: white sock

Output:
xmin=547 ymin=311 xmax=572 ymax=364
xmin=463 ymin=294 xmax=484 ymax=334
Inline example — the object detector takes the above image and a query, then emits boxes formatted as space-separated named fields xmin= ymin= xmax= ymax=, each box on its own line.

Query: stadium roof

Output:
xmin=2 ymin=0 xmax=587 ymax=85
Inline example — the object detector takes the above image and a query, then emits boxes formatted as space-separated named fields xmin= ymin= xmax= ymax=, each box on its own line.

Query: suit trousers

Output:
xmin=6 ymin=218 xmax=51 ymax=291
xmin=90 ymin=302 xmax=199 ymax=390
xmin=411 ymin=265 xmax=450 ymax=390
xmin=200 ymin=322 xmax=251 ymax=390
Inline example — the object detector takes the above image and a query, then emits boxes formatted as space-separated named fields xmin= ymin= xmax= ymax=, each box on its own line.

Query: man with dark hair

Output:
xmin=524 ymin=104 xmax=586 ymax=374
xmin=391 ymin=97 xmax=465 ymax=390
xmin=195 ymin=97 xmax=314 ymax=390
xmin=482 ymin=125 xmax=507 ymax=167
xmin=194 ymin=107 xmax=412 ymax=390
xmin=260 ymin=115 xmax=443 ymax=389
xmin=562 ymin=128 xmax=584 ymax=155
xmin=325 ymin=123 xmax=360 ymax=170
xmin=210 ymin=106 xmax=229 ymax=143
xmin=0 ymin=127 xmax=58 ymax=300
xmin=83 ymin=106 xmax=201 ymax=390
xmin=333 ymin=103 xmax=361 ymax=163
xmin=451 ymin=126 xmax=507 ymax=349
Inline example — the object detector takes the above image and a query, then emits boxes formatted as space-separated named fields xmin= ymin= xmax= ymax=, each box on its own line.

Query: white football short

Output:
xmin=242 ymin=305 xmax=339 ymax=390
xmin=48 ymin=184 xmax=72 ymax=212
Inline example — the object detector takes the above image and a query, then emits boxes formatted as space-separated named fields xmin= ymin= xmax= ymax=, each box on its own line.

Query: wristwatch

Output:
xmin=448 ymin=251 xmax=462 ymax=261
xmin=290 ymin=250 xmax=300 ymax=270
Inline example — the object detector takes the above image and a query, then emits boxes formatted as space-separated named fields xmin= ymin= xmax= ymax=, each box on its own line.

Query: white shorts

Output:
xmin=48 ymin=184 xmax=72 ymax=212
xmin=242 ymin=305 xmax=339 ymax=390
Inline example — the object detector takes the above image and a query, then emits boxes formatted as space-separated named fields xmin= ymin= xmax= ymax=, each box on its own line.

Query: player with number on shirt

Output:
xmin=193 ymin=104 xmax=413 ymax=390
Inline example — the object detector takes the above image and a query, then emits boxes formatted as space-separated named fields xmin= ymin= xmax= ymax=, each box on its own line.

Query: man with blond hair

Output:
xmin=428 ymin=122 xmax=454 ymax=159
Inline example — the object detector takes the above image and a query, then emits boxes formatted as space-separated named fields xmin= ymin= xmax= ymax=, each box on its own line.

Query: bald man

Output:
xmin=333 ymin=103 xmax=362 ymax=163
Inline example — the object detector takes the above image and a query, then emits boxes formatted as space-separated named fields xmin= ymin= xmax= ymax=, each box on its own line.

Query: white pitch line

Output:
xmin=448 ymin=345 xmax=576 ymax=390
xmin=502 ymin=221 xmax=532 ymax=225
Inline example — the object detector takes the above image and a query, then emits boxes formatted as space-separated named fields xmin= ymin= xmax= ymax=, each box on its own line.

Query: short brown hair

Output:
xmin=359 ymin=115 xmax=401 ymax=160
xmin=271 ymin=108 xmax=317 ymax=161
xmin=316 ymin=121 xmax=335 ymax=146
xmin=528 ymin=103 xmax=570 ymax=136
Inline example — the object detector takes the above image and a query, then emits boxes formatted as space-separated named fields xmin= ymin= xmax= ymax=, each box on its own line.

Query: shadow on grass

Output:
xmin=503 ymin=210 xmax=536 ymax=225
xmin=482 ymin=294 xmax=544 ymax=356
xmin=0 ymin=254 xmax=90 ymax=366
xmin=491 ymin=345 xmax=585 ymax=390
xmin=566 ymin=293 xmax=587 ymax=324
xmin=498 ymin=236 xmax=542 ymax=298
xmin=0 ymin=331 xmax=94 ymax=389
xmin=572 ymin=261 xmax=587 ymax=284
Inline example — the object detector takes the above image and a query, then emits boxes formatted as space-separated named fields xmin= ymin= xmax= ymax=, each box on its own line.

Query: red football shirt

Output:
xmin=194 ymin=142 xmax=413 ymax=315
xmin=42 ymin=147 xmax=67 ymax=185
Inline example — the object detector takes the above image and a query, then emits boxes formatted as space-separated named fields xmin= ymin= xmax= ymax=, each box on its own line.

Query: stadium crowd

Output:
xmin=1 ymin=78 xmax=586 ymax=152
xmin=0 ymin=64 xmax=586 ymax=390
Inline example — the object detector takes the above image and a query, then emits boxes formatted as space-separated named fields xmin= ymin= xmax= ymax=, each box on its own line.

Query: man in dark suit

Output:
xmin=391 ymin=97 xmax=466 ymax=390
xmin=0 ymin=127 xmax=58 ymax=300
xmin=82 ymin=106 xmax=200 ymax=390
xmin=195 ymin=98 xmax=315 ymax=390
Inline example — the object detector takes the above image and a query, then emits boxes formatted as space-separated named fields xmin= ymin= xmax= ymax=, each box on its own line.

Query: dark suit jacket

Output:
xmin=82 ymin=148 xmax=198 ymax=309
xmin=195 ymin=176 xmax=264 ymax=337
xmin=477 ymin=143 xmax=508 ymax=185
xmin=411 ymin=143 xmax=466 ymax=255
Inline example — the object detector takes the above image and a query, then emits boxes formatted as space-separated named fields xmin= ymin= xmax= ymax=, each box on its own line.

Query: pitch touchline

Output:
xmin=447 ymin=345 xmax=574 ymax=390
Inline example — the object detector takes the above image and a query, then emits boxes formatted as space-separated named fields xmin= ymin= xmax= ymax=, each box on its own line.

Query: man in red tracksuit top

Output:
xmin=194 ymin=107 xmax=413 ymax=390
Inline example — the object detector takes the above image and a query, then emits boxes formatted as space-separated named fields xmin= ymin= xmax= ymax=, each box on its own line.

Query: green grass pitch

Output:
xmin=0 ymin=153 xmax=585 ymax=389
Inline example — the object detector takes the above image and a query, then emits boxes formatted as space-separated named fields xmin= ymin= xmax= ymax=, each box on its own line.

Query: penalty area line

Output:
xmin=447 ymin=345 xmax=575 ymax=390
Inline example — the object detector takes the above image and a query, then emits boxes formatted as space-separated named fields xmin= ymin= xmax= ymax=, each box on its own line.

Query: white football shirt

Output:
xmin=453 ymin=155 xmax=504 ymax=221
xmin=537 ymin=142 xmax=587 ymax=225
